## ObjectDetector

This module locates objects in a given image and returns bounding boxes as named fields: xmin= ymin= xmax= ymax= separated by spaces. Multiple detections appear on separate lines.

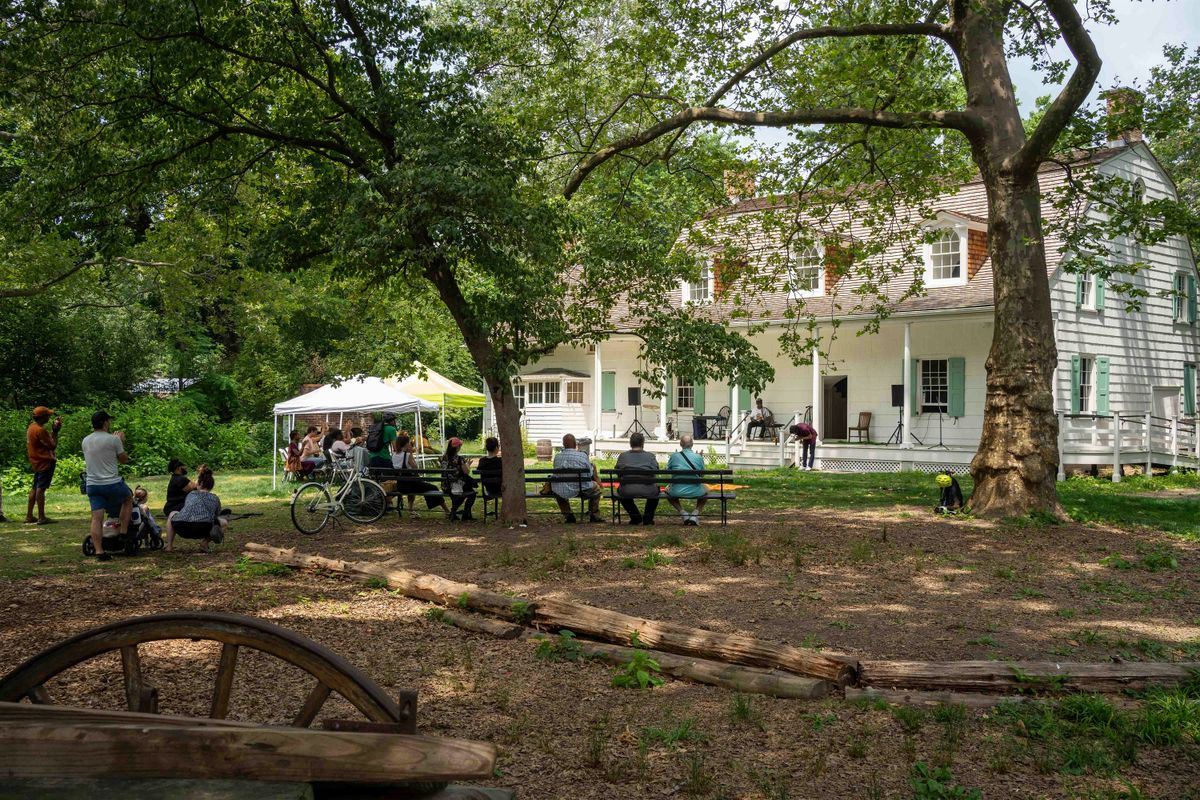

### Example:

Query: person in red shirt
xmin=26 ymin=406 xmax=62 ymax=524
xmin=789 ymin=421 xmax=819 ymax=471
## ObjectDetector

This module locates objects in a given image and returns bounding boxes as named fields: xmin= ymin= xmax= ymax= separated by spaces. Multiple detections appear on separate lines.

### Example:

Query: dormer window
xmin=787 ymin=245 xmax=824 ymax=298
xmin=926 ymin=229 xmax=964 ymax=286
xmin=682 ymin=259 xmax=714 ymax=304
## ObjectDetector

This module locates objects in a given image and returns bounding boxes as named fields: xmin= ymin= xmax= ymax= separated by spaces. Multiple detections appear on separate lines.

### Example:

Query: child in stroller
xmin=81 ymin=487 xmax=164 ymax=557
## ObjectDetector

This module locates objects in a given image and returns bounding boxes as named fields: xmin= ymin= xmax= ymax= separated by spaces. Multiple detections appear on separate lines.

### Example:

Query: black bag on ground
xmin=365 ymin=421 xmax=385 ymax=452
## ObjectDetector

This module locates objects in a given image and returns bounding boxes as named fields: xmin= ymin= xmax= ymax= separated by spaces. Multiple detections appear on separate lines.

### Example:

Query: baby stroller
xmin=81 ymin=503 xmax=164 ymax=557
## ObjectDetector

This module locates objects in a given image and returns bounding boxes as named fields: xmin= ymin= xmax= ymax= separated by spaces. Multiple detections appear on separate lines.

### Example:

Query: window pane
xmin=513 ymin=384 xmax=525 ymax=410
xmin=676 ymin=379 xmax=694 ymax=410
xmin=545 ymin=382 xmax=561 ymax=404
xmin=566 ymin=381 xmax=584 ymax=404
xmin=789 ymin=246 xmax=822 ymax=294
xmin=528 ymin=382 xmax=543 ymax=404
xmin=687 ymin=261 xmax=711 ymax=302
xmin=930 ymin=231 xmax=961 ymax=281
xmin=1079 ymin=358 xmax=1093 ymax=413
xmin=920 ymin=359 xmax=949 ymax=413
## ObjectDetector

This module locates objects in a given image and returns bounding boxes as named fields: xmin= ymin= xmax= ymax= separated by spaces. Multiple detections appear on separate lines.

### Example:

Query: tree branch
xmin=0 ymin=256 xmax=172 ymax=299
xmin=564 ymin=106 xmax=975 ymax=198
xmin=1010 ymin=0 xmax=1101 ymax=176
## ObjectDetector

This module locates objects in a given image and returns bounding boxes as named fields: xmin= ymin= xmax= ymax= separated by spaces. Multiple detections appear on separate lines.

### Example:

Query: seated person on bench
xmin=440 ymin=437 xmax=476 ymax=522
xmin=552 ymin=433 xmax=602 ymax=524
xmin=666 ymin=434 xmax=707 ymax=526
xmin=393 ymin=434 xmax=448 ymax=519
xmin=477 ymin=436 xmax=503 ymax=499
xmin=615 ymin=431 xmax=660 ymax=526
xmin=746 ymin=398 xmax=773 ymax=439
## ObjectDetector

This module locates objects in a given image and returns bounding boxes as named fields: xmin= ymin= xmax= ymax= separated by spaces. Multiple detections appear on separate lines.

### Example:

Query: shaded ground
xmin=1 ymin=470 xmax=1198 ymax=799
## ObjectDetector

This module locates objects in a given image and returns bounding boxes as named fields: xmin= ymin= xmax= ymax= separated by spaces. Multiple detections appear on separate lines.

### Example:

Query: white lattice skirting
xmin=819 ymin=458 xmax=902 ymax=473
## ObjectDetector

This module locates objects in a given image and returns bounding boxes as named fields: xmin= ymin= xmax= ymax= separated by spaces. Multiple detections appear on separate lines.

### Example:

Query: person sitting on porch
xmin=746 ymin=398 xmax=773 ymax=439
xmin=789 ymin=421 xmax=819 ymax=471
xmin=477 ymin=437 xmax=503 ymax=499
xmin=615 ymin=431 xmax=660 ymax=526
xmin=666 ymin=434 xmax=707 ymax=526
xmin=552 ymin=433 xmax=602 ymax=524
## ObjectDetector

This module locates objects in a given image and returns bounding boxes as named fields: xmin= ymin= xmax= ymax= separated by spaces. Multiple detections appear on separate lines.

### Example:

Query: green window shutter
xmin=601 ymin=372 xmax=616 ymax=412
xmin=1189 ymin=275 xmax=1198 ymax=325
xmin=1185 ymin=364 xmax=1197 ymax=416
xmin=1070 ymin=355 xmax=1081 ymax=414
xmin=947 ymin=358 xmax=966 ymax=417
xmin=694 ymin=382 xmax=706 ymax=415
xmin=667 ymin=375 xmax=674 ymax=410
xmin=1096 ymin=357 xmax=1110 ymax=415
xmin=737 ymin=385 xmax=751 ymax=411
xmin=910 ymin=359 xmax=921 ymax=415
xmin=1075 ymin=275 xmax=1084 ymax=307
xmin=1095 ymin=278 xmax=1106 ymax=311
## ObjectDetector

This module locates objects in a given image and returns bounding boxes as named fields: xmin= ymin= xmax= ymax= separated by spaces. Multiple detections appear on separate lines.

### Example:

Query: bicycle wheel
xmin=342 ymin=479 xmax=387 ymax=524
xmin=291 ymin=483 xmax=334 ymax=535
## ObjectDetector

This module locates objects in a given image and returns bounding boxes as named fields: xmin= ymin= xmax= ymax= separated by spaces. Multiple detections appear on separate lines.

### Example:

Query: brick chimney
xmin=1099 ymin=88 xmax=1144 ymax=147
xmin=723 ymin=169 xmax=756 ymax=202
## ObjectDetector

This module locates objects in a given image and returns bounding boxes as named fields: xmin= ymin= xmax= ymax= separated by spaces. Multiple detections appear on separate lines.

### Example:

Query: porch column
xmin=902 ymin=322 xmax=913 ymax=449
xmin=731 ymin=383 xmax=740 ymax=435
xmin=811 ymin=340 xmax=821 ymax=444
xmin=658 ymin=375 xmax=669 ymax=440
xmin=592 ymin=342 xmax=603 ymax=439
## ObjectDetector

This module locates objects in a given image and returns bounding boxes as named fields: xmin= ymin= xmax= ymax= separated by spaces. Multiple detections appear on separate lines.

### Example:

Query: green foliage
xmin=234 ymin=556 xmax=292 ymax=579
xmin=731 ymin=693 xmax=756 ymax=723
xmin=534 ymin=629 xmax=583 ymax=662
xmin=509 ymin=600 xmax=533 ymax=624
xmin=623 ymin=548 xmax=672 ymax=570
xmin=892 ymin=705 xmax=925 ymax=733
xmin=640 ymin=717 xmax=703 ymax=749
xmin=908 ymin=763 xmax=981 ymax=800
xmin=611 ymin=649 xmax=665 ymax=690
xmin=424 ymin=607 xmax=447 ymax=623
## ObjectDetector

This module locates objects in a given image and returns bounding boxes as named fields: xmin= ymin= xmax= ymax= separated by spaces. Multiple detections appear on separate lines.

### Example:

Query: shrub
xmin=52 ymin=454 xmax=87 ymax=490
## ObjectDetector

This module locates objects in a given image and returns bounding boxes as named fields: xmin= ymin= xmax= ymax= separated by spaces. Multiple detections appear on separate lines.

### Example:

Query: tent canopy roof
xmin=273 ymin=376 xmax=439 ymax=415
xmin=386 ymin=362 xmax=485 ymax=409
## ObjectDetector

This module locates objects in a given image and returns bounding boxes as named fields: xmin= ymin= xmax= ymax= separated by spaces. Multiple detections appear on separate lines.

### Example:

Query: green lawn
xmin=2 ymin=466 xmax=1197 ymax=581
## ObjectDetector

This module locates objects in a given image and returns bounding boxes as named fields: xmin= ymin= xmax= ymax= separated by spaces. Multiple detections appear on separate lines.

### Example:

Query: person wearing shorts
xmin=81 ymin=410 xmax=132 ymax=562
xmin=25 ymin=406 xmax=62 ymax=525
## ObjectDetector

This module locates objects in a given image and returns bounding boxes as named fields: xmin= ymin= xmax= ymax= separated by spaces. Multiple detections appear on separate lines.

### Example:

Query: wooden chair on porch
xmin=848 ymin=411 xmax=872 ymax=442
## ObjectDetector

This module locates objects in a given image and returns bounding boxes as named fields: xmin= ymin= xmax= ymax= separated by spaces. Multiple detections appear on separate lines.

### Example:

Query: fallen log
xmin=434 ymin=609 xmax=525 ymax=640
xmin=858 ymin=660 xmax=1200 ymax=694
xmin=244 ymin=543 xmax=857 ymax=686
xmin=0 ymin=721 xmax=496 ymax=784
xmin=845 ymin=687 xmax=1028 ymax=709
xmin=242 ymin=543 xmax=528 ymax=620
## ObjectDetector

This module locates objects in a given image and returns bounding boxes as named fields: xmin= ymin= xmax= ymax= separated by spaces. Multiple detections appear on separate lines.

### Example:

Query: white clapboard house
xmin=514 ymin=137 xmax=1200 ymax=476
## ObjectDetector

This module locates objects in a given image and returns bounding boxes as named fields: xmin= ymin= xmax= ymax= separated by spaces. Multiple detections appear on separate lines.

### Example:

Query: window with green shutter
xmin=1070 ymin=354 xmax=1081 ymax=414
xmin=1095 ymin=357 xmax=1110 ymax=415
xmin=601 ymin=372 xmax=616 ymax=412
xmin=737 ymin=386 xmax=751 ymax=411
xmin=947 ymin=358 xmax=966 ymax=417
xmin=1189 ymin=274 xmax=1198 ymax=325
xmin=693 ymin=382 xmax=706 ymax=415
xmin=1185 ymin=364 xmax=1197 ymax=417
xmin=1095 ymin=278 xmax=1106 ymax=311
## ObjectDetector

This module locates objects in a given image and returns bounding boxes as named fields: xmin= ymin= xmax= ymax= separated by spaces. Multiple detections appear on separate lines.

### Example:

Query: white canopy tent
xmin=271 ymin=377 xmax=439 ymax=487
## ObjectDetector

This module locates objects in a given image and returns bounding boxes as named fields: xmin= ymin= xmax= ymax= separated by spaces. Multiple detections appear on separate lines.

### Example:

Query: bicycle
xmin=290 ymin=458 xmax=387 ymax=535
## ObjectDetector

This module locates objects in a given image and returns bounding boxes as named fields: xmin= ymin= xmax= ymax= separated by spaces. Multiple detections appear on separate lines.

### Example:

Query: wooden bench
xmin=600 ymin=468 xmax=736 ymax=526
xmin=368 ymin=466 xmax=469 ymax=517
xmin=473 ymin=467 xmax=597 ymax=523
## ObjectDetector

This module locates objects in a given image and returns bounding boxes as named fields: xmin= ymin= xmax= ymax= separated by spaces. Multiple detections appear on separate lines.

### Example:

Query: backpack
xmin=365 ymin=421 xmax=386 ymax=452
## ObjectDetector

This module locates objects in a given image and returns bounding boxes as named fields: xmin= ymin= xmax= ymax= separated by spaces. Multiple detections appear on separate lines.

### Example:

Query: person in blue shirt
xmin=551 ymin=433 xmax=602 ymax=523
xmin=666 ymin=434 xmax=707 ymax=526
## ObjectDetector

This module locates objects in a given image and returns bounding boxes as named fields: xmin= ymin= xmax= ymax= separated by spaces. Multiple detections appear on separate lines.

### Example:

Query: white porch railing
xmin=1058 ymin=411 xmax=1200 ymax=482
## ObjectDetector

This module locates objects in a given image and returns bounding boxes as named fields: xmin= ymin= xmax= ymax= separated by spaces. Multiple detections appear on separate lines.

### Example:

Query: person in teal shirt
xmin=368 ymin=412 xmax=398 ymax=469
xmin=666 ymin=434 xmax=707 ymax=526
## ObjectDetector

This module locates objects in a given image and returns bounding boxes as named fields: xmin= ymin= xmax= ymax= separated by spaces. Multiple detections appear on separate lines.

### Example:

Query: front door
xmin=823 ymin=376 xmax=849 ymax=439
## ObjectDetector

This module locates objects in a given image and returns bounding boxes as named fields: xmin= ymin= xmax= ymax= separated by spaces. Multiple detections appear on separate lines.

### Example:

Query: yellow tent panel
xmin=385 ymin=363 xmax=485 ymax=409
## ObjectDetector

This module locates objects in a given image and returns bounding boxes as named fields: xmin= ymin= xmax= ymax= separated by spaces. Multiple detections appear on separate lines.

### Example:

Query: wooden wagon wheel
xmin=0 ymin=611 xmax=412 ymax=729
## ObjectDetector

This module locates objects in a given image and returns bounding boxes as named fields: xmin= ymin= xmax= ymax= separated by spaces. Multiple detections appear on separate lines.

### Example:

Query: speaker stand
xmin=622 ymin=404 xmax=650 ymax=438
xmin=927 ymin=409 xmax=949 ymax=450
xmin=885 ymin=407 xmax=923 ymax=446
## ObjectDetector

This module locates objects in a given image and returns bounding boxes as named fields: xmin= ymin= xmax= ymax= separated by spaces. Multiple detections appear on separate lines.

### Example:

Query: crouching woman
xmin=167 ymin=465 xmax=227 ymax=553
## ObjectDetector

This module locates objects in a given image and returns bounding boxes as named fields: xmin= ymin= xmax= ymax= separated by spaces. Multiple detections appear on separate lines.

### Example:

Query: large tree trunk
xmin=484 ymin=374 xmax=528 ymax=523
xmin=969 ymin=175 xmax=1063 ymax=518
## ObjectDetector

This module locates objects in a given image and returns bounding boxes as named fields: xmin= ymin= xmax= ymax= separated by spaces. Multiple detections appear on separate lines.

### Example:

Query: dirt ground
xmin=1 ymin=504 xmax=1198 ymax=799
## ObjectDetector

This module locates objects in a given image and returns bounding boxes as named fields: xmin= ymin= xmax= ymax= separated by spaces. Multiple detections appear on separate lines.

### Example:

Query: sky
xmin=752 ymin=0 xmax=1198 ymax=148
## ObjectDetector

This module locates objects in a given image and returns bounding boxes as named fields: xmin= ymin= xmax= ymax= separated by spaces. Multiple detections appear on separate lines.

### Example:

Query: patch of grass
xmin=533 ymin=629 xmax=583 ymax=662
xmin=640 ymin=717 xmax=704 ymax=749
xmin=363 ymin=576 xmax=389 ymax=590
xmin=805 ymin=712 xmax=838 ymax=731
xmin=703 ymin=530 xmax=759 ymax=566
xmin=234 ymin=555 xmax=291 ymax=579
xmin=1013 ymin=587 xmax=1048 ymax=599
xmin=649 ymin=532 xmax=684 ymax=548
xmin=847 ymin=539 xmax=877 ymax=563
xmin=994 ymin=566 xmax=1017 ymax=580
xmin=731 ymin=693 xmax=756 ymax=724
xmin=966 ymin=634 xmax=998 ymax=647
xmin=423 ymin=607 xmax=447 ymax=623
xmin=455 ymin=591 xmax=470 ymax=609
xmin=908 ymin=762 xmax=981 ymax=800
xmin=680 ymin=753 xmax=712 ymax=796
xmin=892 ymin=705 xmax=925 ymax=733
xmin=623 ymin=548 xmax=672 ymax=570
xmin=509 ymin=600 xmax=533 ymax=624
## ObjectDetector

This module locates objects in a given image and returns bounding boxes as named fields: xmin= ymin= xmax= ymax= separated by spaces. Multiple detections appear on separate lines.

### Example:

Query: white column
xmin=593 ymin=343 xmax=603 ymax=439
xmin=811 ymin=341 xmax=821 ymax=444
xmin=1112 ymin=413 xmax=1122 ymax=483
xmin=731 ymin=384 xmax=741 ymax=436
xmin=902 ymin=322 xmax=913 ymax=449
xmin=658 ymin=376 xmax=669 ymax=440
xmin=1056 ymin=411 xmax=1066 ymax=481
xmin=272 ymin=414 xmax=278 ymax=489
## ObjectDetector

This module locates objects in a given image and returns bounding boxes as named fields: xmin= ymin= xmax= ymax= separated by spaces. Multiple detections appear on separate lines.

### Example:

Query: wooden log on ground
xmin=531 ymin=597 xmax=857 ymax=686
xmin=0 ymin=722 xmax=496 ymax=784
xmin=437 ymin=609 xmax=525 ymax=640
xmin=243 ymin=543 xmax=528 ymax=621
xmin=858 ymin=660 xmax=1200 ymax=693
xmin=845 ymin=687 xmax=1029 ymax=709
xmin=245 ymin=543 xmax=857 ymax=686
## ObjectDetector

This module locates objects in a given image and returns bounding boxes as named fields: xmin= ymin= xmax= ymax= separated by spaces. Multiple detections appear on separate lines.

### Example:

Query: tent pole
xmin=338 ymin=412 xmax=343 ymax=429
xmin=272 ymin=414 xmax=278 ymax=490
xmin=440 ymin=394 xmax=446 ymax=448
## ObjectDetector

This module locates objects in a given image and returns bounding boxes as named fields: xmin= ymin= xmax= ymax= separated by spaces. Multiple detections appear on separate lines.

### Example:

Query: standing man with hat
xmin=25 ymin=406 xmax=62 ymax=525
xmin=82 ymin=410 xmax=132 ymax=562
